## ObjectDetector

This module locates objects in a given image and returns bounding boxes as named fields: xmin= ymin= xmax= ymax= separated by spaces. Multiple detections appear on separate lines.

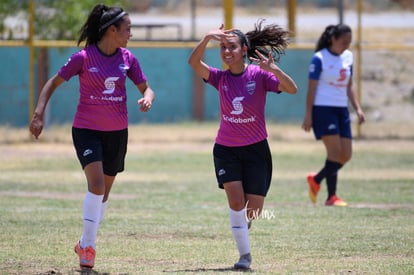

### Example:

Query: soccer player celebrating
xmin=29 ymin=4 xmax=155 ymax=270
xmin=188 ymin=21 xmax=297 ymax=269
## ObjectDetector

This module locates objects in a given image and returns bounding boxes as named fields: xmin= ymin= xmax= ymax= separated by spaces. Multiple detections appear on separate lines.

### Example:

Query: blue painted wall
xmin=0 ymin=47 xmax=30 ymax=126
xmin=0 ymin=46 xmax=312 ymax=126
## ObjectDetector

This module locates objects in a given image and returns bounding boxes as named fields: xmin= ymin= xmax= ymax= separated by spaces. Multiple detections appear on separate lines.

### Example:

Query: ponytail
xmin=315 ymin=24 xmax=352 ymax=52
xmin=77 ymin=4 xmax=126 ymax=47
xmin=232 ymin=19 xmax=290 ymax=63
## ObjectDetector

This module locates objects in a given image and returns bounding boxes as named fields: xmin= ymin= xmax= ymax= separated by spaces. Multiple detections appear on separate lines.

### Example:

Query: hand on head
xmin=207 ymin=24 xmax=236 ymax=42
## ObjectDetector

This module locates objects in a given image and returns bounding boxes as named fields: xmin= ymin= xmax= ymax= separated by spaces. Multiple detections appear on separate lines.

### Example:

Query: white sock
xmin=99 ymin=201 xmax=108 ymax=224
xmin=229 ymin=208 xmax=250 ymax=256
xmin=80 ymin=192 xmax=103 ymax=249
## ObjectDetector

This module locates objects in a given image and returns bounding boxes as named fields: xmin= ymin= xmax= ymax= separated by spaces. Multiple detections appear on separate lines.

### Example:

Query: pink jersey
xmin=207 ymin=65 xmax=280 ymax=147
xmin=58 ymin=45 xmax=147 ymax=131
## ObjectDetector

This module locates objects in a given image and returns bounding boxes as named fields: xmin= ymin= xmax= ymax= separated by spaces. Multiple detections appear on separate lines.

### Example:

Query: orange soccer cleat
xmin=325 ymin=195 xmax=348 ymax=207
xmin=307 ymin=172 xmax=320 ymax=204
xmin=74 ymin=240 xmax=96 ymax=270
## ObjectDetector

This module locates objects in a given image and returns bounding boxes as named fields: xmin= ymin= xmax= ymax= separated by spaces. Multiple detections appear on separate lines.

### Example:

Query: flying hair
xmin=232 ymin=19 xmax=290 ymax=63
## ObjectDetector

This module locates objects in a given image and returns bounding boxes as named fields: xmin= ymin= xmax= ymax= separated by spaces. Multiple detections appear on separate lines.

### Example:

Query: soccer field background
xmin=0 ymin=122 xmax=413 ymax=274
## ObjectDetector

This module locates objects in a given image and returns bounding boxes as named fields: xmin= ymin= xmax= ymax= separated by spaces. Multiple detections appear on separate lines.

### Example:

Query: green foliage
xmin=0 ymin=0 xmax=127 ymax=40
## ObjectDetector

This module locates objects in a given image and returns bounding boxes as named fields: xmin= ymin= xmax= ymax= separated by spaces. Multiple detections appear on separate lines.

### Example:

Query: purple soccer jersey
xmin=58 ymin=45 xmax=147 ymax=131
xmin=207 ymin=65 xmax=280 ymax=147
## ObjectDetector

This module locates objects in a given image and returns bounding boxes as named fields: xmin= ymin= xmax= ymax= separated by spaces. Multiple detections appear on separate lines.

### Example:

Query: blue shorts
xmin=213 ymin=139 xmax=272 ymax=197
xmin=312 ymin=106 xmax=352 ymax=140
xmin=72 ymin=127 xmax=128 ymax=176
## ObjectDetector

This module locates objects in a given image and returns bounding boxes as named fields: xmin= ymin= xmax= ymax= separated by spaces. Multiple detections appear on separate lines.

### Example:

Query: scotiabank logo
xmin=224 ymin=96 xmax=255 ymax=124
xmin=230 ymin=97 xmax=244 ymax=115
xmin=337 ymin=68 xmax=347 ymax=82
xmin=223 ymin=115 xmax=256 ymax=124
xmin=103 ymin=77 xmax=119 ymax=94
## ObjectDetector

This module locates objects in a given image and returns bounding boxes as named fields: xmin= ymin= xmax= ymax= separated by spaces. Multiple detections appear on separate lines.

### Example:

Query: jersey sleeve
xmin=125 ymin=50 xmax=147 ymax=85
xmin=263 ymin=70 xmax=281 ymax=94
xmin=58 ymin=50 xmax=85 ymax=81
xmin=205 ymin=67 xmax=222 ymax=91
xmin=308 ymin=55 xmax=322 ymax=80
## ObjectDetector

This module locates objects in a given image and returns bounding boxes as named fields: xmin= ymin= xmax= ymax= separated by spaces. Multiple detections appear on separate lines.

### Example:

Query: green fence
xmin=0 ymin=45 xmax=310 ymax=127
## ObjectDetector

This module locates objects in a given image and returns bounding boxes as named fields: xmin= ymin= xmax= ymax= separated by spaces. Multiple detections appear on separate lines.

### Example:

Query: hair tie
xmin=99 ymin=11 xmax=126 ymax=32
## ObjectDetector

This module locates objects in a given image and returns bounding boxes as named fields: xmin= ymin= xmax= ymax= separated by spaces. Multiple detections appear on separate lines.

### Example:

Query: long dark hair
xmin=77 ymin=4 xmax=127 ymax=46
xmin=231 ymin=19 xmax=290 ymax=63
xmin=315 ymin=24 xmax=352 ymax=52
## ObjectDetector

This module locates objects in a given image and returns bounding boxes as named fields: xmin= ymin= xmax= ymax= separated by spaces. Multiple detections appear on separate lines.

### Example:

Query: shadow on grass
xmin=38 ymin=267 xmax=253 ymax=275
xmin=38 ymin=269 xmax=115 ymax=275
xmin=73 ymin=270 xmax=108 ymax=275
xmin=164 ymin=267 xmax=254 ymax=273
xmin=72 ymin=269 xmax=126 ymax=275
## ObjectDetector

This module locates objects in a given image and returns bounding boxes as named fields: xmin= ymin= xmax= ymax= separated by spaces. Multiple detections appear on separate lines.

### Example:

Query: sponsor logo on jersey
xmin=103 ymin=77 xmax=120 ymax=94
xmin=337 ymin=68 xmax=347 ymax=81
xmin=223 ymin=115 xmax=256 ymax=124
xmin=230 ymin=97 xmax=245 ymax=115
xmin=224 ymin=96 xmax=256 ymax=124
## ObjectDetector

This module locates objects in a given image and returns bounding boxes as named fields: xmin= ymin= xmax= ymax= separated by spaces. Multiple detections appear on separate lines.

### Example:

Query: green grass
xmin=0 ymin=123 xmax=413 ymax=274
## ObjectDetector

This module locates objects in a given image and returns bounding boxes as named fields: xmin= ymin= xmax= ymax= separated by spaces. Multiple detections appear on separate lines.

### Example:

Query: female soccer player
xmin=302 ymin=24 xmax=365 ymax=206
xmin=29 ymin=4 xmax=155 ymax=270
xmin=188 ymin=20 xmax=297 ymax=270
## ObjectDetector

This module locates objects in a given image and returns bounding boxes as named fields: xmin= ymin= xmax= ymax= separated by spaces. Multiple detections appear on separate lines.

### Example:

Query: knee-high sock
xmin=99 ymin=201 xmax=108 ymax=225
xmin=327 ymin=172 xmax=338 ymax=198
xmin=80 ymin=192 xmax=103 ymax=249
xmin=229 ymin=208 xmax=250 ymax=256
xmin=314 ymin=159 xmax=343 ymax=184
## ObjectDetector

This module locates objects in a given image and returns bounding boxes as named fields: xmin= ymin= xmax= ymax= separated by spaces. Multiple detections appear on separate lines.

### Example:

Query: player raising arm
xmin=189 ymin=20 xmax=297 ymax=270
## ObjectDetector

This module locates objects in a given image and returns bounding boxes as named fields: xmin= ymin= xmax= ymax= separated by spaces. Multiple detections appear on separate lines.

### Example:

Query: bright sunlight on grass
xmin=0 ymin=123 xmax=413 ymax=274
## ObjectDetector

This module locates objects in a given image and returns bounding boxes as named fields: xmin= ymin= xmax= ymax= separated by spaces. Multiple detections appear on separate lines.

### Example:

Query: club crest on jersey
xmin=119 ymin=64 xmax=129 ymax=76
xmin=246 ymin=81 xmax=256 ymax=95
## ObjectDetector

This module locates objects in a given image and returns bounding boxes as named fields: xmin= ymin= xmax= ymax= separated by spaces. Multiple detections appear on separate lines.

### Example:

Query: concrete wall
xmin=0 ymin=46 xmax=311 ymax=127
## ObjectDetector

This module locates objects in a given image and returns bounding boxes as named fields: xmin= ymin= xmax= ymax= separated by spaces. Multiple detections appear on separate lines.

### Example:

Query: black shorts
xmin=213 ymin=139 xmax=273 ymax=197
xmin=312 ymin=106 xmax=352 ymax=140
xmin=72 ymin=127 xmax=128 ymax=176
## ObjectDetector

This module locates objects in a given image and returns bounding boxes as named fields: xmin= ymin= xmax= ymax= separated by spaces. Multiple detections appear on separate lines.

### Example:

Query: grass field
xmin=0 ymin=122 xmax=413 ymax=275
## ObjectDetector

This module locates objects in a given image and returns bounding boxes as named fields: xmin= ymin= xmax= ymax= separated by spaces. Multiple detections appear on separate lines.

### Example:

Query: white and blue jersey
xmin=309 ymin=48 xmax=353 ymax=107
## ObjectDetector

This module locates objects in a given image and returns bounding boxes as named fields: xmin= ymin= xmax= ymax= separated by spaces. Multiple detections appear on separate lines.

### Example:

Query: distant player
xmin=29 ymin=4 xmax=155 ymax=270
xmin=302 ymin=24 xmax=365 ymax=206
xmin=188 ymin=20 xmax=297 ymax=270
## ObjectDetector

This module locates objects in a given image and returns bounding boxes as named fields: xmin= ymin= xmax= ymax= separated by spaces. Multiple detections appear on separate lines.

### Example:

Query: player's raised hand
xmin=249 ymin=50 xmax=276 ymax=72
xmin=207 ymin=24 xmax=235 ymax=42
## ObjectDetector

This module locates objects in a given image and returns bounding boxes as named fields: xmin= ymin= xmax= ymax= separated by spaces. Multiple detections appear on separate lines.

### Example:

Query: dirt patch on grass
xmin=349 ymin=203 xmax=414 ymax=210
xmin=0 ymin=191 xmax=137 ymax=200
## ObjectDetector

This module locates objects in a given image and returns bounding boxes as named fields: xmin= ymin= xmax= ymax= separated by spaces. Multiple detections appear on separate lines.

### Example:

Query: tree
xmin=0 ymin=0 xmax=127 ymax=40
